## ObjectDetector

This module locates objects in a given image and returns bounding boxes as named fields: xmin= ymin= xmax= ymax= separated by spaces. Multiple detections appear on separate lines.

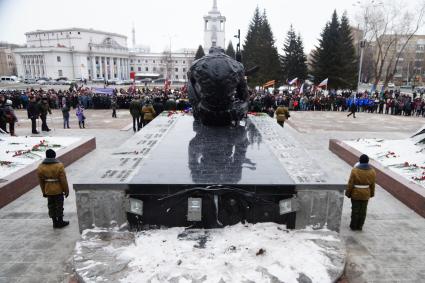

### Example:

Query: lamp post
xmin=234 ymin=29 xmax=241 ymax=62
xmin=353 ymin=0 xmax=384 ymax=92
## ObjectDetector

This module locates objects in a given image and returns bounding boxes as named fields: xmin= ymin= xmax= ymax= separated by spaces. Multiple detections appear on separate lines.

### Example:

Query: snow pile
xmin=0 ymin=136 xmax=79 ymax=179
xmin=345 ymin=137 xmax=425 ymax=187
xmin=73 ymin=223 xmax=345 ymax=283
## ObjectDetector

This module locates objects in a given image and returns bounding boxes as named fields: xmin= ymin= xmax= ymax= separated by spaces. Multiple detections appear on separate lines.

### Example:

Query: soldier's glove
xmin=65 ymin=192 xmax=69 ymax=198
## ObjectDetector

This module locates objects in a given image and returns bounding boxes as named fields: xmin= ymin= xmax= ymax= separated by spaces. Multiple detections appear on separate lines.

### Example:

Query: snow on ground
xmin=73 ymin=223 xmax=345 ymax=283
xmin=0 ymin=135 xmax=79 ymax=179
xmin=345 ymin=135 xmax=425 ymax=188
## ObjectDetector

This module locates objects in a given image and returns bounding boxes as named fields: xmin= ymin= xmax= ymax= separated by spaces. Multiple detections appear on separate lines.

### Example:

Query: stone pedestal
xmin=74 ymin=114 xmax=345 ymax=232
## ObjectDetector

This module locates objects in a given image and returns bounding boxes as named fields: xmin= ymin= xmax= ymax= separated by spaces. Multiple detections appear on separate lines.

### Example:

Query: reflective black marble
xmin=131 ymin=115 xmax=294 ymax=186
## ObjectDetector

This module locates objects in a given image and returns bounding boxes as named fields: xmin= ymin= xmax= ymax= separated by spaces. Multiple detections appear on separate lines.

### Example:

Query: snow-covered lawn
xmin=0 ymin=135 xmax=79 ymax=179
xmin=345 ymin=133 xmax=425 ymax=188
xmin=74 ymin=223 xmax=345 ymax=283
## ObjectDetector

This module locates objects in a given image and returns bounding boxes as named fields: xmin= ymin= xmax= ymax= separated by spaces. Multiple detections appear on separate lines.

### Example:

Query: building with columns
xmin=13 ymin=28 xmax=130 ymax=80
xmin=203 ymin=0 xmax=226 ymax=52
xmin=129 ymin=49 xmax=196 ymax=82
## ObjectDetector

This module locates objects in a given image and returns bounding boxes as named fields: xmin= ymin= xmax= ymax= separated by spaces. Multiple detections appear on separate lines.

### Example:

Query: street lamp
xmin=353 ymin=0 xmax=384 ymax=92
xmin=234 ymin=29 xmax=241 ymax=62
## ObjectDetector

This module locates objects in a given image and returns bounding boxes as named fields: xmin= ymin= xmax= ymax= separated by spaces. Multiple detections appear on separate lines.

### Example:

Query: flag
xmin=263 ymin=80 xmax=275 ymax=88
xmin=299 ymin=83 xmax=304 ymax=94
xmin=318 ymin=78 xmax=328 ymax=87
xmin=289 ymin=77 xmax=298 ymax=85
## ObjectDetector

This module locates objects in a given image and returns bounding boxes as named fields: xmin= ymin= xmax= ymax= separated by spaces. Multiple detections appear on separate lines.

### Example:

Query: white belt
xmin=45 ymin=179 xmax=59 ymax=182
xmin=354 ymin=185 xmax=369 ymax=189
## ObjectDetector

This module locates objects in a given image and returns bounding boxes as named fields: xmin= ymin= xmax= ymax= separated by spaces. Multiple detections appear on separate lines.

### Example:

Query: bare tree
xmin=356 ymin=0 xmax=425 ymax=90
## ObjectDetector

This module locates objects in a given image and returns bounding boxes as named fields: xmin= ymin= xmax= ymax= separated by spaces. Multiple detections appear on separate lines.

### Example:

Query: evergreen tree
xmin=242 ymin=7 xmax=281 ymax=87
xmin=311 ymin=10 xmax=342 ymax=89
xmin=280 ymin=25 xmax=308 ymax=81
xmin=338 ymin=12 xmax=358 ymax=89
xmin=195 ymin=45 xmax=205 ymax=60
xmin=225 ymin=41 xmax=236 ymax=59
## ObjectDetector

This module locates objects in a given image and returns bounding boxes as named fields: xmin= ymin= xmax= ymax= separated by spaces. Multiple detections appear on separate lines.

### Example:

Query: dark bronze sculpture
xmin=188 ymin=47 xmax=249 ymax=126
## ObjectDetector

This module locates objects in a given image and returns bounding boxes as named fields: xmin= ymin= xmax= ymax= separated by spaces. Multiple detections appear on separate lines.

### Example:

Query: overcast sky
xmin=0 ymin=0 xmax=420 ymax=53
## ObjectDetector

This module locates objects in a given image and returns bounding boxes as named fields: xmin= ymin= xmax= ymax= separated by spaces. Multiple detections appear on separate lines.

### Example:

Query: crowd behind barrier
xmin=1 ymin=85 xmax=425 ymax=118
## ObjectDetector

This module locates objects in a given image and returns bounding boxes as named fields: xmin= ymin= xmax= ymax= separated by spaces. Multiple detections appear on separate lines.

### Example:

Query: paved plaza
xmin=0 ymin=110 xmax=424 ymax=282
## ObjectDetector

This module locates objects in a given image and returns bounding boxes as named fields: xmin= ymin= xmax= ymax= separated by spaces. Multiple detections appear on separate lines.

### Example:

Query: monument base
xmin=74 ymin=113 xmax=345 ymax=232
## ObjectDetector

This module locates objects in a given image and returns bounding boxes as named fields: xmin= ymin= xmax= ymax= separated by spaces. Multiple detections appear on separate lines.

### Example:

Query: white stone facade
xmin=203 ymin=0 xmax=226 ymax=52
xmin=13 ymin=28 xmax=130 ymax=80
xmin=129 ymin=49 xmax=195 ymax=82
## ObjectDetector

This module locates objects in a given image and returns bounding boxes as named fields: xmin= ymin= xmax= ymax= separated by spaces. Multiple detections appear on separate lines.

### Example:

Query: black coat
xmin=27 ymin=101 xmax=40 ymax=119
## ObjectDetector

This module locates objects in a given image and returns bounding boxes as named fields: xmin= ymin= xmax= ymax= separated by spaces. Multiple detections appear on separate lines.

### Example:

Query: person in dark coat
xmin=37 ymin=149 xmax=70 ymax=228
xmin=0 ymin=95 xmax=7 ymax=133
xmin=4 ymin=99 xmax=18 ymax=136
xmin=61 ymin=103 xmax=70 ymax=129
xmin=111 ymin=96 xmax=117 ymax=118
xmin=129 ymin=97 xmax=142 ymax=132
xmin=347 ymin=99 xmax=357 ymax=118
xmin=38 ymin=97 xmax=52 ymax=131
xmin=345 ymin=154 xmax=376 ymax=231
xmin=27 ymin=96 xmax=40 ymax=134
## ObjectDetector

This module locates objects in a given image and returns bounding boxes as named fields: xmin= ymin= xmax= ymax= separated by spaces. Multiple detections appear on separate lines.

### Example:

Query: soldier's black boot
xmin=52 ymin=217 xmax=60 ymax=228
xmin=56 ymin=217 xmax=70 ymax=228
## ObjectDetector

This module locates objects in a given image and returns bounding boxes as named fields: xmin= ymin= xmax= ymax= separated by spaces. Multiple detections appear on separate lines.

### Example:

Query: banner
xmin=263 ymin=80 xmax=275 ymax=88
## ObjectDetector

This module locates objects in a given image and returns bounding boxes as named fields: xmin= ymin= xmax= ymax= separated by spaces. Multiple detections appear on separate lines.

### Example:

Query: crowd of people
xmin=1 ymin=85 xmax=425 ymax=136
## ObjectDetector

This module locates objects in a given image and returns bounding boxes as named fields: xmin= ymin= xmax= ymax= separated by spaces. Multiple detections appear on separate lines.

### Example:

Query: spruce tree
xmin=338 ymin=12 xmax=358 ymax=89
xmin=242 ymin=7 xmax=281 ymax=87
xmin=280 ymin=25 xmax=308 ymax=81
xmin=195 ymin=45 xmax=205 ymax=60
xmin=311 ymin=10 xmax=342 ymax=89
xmin=242 ymin=6 xmax=263 ymax=86
xmin=225 ymin=41 xmax=236 ymax=59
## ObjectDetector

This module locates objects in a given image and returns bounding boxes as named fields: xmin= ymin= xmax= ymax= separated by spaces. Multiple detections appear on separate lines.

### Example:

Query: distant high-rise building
xmin=203 ymin=0 xmax=226 ymax=52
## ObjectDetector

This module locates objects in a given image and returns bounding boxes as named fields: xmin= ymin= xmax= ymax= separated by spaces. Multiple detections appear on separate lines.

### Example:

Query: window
xmin=153 ymin=67 xmax=156 ymax=72
xmin=183 ymin=61 xmax=185 ymax=64
xmin=183 ymin=68 xmax=186 ymax=72
xmin=57 ymin=56 xmax=61 ymax=62
xmin=175 ymin=75 xmax=179 ymax=79
xmin=130 ymin=59 xmax=133 ymax=63
xmin=145 ymin=67 xmax=148 ymax=71
xmin=175 ymin=60 xmax=178 ymax=64
xmin=183 ymin=75 xmax=186 ymax=79
xmin=58 ymin=70 xmax=63 ymax=76
xmin=145 ymin=60 xmax=148 ymax=63
xmin=175 ymin=68 xmax=178 ymax=72
xmin=78 ymin=32 xmax=80 ymax=34
xmin=131 ymin=67 xmax=134 ymax=71
xmin=153 ymin=60 xmax=155 ymax=63
xmin=138 ymin=60 xmax=140 ymax=63
xmin=138 ymin=67 xmax=141 ymax=71
xmin=160 ymin=60 xmax=163 ymax=63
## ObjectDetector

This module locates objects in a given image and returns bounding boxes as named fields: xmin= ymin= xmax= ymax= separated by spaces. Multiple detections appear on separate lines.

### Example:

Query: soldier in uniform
xmin=345 ymin=154 xmax=376 ymax=231
xmin=142 ymin=99 xmax=156 ymax=126
xmin=38 ymin=96 xmax=52 ymax=131
xmin=129 ymin=96 xmax=142 ymax=132
xmin=37 ymin=149 xmax=70 ymax=228
xmin=275 ymin=105 xmax=290 ymax=127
